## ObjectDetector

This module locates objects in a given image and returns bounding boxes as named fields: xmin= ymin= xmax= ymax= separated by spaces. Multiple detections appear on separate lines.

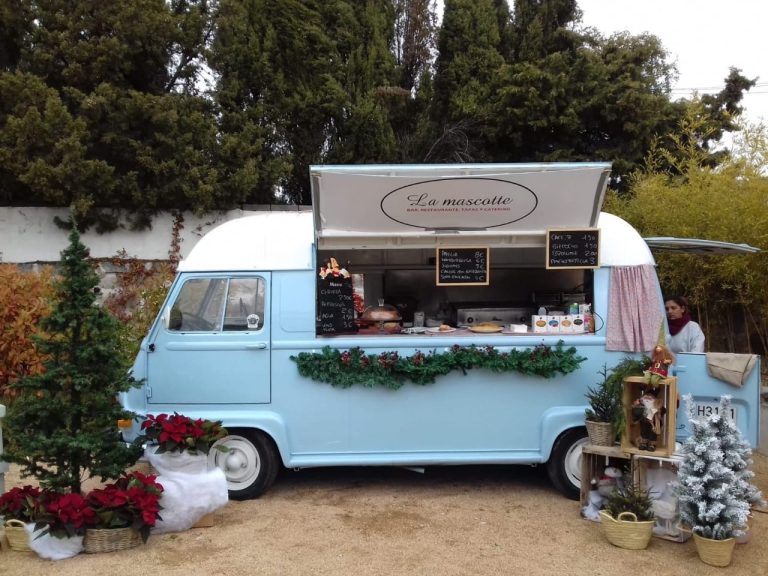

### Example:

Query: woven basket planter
xmin=693 ymin=533 xmax=736 ymax=567
xmin=84 ymin=527 xmax=141 ymax=554
xmin=585 ymin=420 xmax=615 ymax=446
xmin=599 ymin=510 xmax=655 ymax=550
xmin=4 ymin=519 xmax=31 ymax=552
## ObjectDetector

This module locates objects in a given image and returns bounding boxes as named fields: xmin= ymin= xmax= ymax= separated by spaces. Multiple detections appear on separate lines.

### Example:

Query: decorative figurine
xmin=631 ymin=388 xmax=666 ymax=451
xmin=582 ymin=478 xmax=604 ymax=521
xmin=643 ymin=344 xmax=675 ymax=387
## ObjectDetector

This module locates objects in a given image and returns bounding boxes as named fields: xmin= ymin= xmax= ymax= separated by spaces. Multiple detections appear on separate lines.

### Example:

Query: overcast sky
xmin=578 ymin=0 xmax=767 ymax=126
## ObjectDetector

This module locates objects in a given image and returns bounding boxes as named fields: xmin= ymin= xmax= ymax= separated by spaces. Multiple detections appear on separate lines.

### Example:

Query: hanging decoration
xmin=291 ymin=342 xmax=585 ymax=389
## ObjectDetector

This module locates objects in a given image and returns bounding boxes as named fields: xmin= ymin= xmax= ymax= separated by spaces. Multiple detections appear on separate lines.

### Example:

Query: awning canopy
xmin=310 ymin=163 xmax=611 ymax=250
xmin=644 ymin=237 xmax=760 ymax=254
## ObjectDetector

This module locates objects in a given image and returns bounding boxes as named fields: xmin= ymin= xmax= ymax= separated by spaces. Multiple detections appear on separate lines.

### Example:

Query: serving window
xmin=315 ymin=247 xmax=594 ymax=336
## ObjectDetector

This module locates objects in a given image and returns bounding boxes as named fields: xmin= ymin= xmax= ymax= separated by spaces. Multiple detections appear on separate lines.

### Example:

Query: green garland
xmin=290 ymin=342 xmax=586 ymax=390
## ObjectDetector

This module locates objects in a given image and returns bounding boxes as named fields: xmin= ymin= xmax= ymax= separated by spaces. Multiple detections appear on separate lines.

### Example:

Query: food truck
xmin=119 ymin=163 xmax=761 ymax=500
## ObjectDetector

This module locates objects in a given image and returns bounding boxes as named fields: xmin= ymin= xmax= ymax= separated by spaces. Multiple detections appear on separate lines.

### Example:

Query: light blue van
xmin=120 ymin=163 xmax=761 ymax=500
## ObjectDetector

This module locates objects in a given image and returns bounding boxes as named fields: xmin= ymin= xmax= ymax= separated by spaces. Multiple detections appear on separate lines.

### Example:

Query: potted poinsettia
xmin=140 ymin=413 xmax=230 ymax=534
xmin=0 ymin=485 xmax=43 ymax=551
xmin=84 ymin=471 xmax=163 ymax=552
xmin=141 ymin=413 xmax=228 ymax=455
xmin=28 ymin=491 xmax=96 ymax=559
xmin=141 ymin=412 xmax=228 ymax=474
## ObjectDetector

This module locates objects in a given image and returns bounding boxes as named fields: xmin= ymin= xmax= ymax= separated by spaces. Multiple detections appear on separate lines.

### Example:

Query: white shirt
xmin=669 ymin=321 xmax=705 ymax=353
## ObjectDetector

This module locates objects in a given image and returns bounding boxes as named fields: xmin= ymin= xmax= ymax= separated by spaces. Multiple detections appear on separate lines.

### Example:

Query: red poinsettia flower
xmin=141 ymin=412 xmax=228 ymax=455
xmin=0 ymin=485 xmax=42 ymax=522
xmin=85 ymin=471 xmax=164 ymax=542
xmin=43 ymin=492 xmax=97 ymax=537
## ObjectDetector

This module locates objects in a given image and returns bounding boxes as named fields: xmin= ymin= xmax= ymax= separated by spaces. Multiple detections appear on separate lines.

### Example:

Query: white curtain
xmin=606 ymin=265 xmax=663 ymax=352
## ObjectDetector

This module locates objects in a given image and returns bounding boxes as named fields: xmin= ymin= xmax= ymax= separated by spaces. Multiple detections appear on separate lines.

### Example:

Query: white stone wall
xmin=0 ymin=207 xmax=262 ymax=264
xmin=0 ymin=205 xmax=309 ymax=303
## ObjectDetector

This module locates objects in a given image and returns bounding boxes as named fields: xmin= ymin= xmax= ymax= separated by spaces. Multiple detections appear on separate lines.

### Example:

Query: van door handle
xmin=246 ymin=343 xmax=268 ymax=350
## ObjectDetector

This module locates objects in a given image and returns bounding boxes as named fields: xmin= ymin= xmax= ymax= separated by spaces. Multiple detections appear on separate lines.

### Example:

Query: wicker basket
xmin=83 ymin=527 xmax=141 ymax=554
xmin=4 ymin=519 xmax=31 ymax=552
xmin=586 ymin=420 xmax=615 ymax=446
xmin=693 ymin=533 xmax=736 ymax=567
xmin=599 ymin=510 xmax=655 ymax=550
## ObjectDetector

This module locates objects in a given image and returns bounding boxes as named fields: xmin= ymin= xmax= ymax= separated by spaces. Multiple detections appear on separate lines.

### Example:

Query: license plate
xmin=692 ymin=402 xmax=737 ymax=425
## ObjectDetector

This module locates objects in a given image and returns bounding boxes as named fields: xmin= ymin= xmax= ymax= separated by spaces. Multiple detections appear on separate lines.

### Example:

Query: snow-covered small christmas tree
xmin=710 ymin=395 xmax=765 ymax=511
xmin=677 ymin=395 xmax=751 ymax=540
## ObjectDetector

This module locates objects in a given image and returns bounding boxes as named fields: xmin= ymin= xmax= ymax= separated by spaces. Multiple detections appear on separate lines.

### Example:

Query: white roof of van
xmin=177 ymin=211 xmax=314 ymax=272
xmin=597 ymin=212 xmax=655 ymax=266
xmin=177 ymin=210 xmax=654 ymax=271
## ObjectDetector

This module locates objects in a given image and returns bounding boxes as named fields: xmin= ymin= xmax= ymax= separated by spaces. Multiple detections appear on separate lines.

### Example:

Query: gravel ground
xmin=2 ymin=453 xmax=767 ymax=576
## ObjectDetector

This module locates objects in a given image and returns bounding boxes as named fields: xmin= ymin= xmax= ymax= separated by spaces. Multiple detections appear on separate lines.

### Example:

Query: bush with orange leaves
xmin=0 ymin=264 xmax=54 ymax=402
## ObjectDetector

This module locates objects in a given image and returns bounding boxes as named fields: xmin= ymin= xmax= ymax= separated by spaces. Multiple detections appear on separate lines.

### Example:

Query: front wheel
xmin=546 ymin=427 xmax=589 ymax=500
xmin=208 ymin=428 xmax=280 ymax=500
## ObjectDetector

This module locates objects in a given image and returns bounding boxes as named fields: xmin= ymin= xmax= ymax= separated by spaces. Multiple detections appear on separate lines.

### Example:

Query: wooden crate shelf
xmin=621 ymin=376 xmax=677 ymax=457
xmin=580 ymin=444 xmax=632 ymax=514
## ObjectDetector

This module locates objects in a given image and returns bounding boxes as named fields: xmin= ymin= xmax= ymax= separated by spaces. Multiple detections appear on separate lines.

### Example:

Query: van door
xmin=644 ymin=236 xmax=761 ymax=446
xmin=146 ymin=273 xmax=271 ymax=405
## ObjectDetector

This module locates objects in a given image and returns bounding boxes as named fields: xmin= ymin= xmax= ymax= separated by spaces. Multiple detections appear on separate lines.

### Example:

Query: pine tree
xmin=677 ymin=395 xmax=751 ymax=540
xmin=3 ymin=219 xmax=143 ymax=494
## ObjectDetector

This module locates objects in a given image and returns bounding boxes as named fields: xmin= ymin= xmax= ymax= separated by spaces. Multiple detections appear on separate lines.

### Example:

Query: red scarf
xmin=668 ymin=312 xmax=691 ymax=336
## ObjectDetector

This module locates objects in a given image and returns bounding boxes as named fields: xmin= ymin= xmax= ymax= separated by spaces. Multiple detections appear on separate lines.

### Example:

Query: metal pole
xmin=0 ymin=404 xmax=7 ymax=493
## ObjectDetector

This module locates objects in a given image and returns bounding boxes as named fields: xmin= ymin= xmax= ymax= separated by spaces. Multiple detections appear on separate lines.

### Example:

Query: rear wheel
xmin=208 ymin=428 xmax=280 ymax=500
xmin=546 ymin=427 xmax=589 ymax=500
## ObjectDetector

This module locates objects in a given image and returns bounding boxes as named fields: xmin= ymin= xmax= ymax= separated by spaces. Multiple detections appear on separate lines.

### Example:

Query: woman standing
xmin=665 ymin=295 xmax=705 ymax=353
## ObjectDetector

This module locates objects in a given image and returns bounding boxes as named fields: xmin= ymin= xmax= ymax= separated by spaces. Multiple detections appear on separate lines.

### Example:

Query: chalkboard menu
xmin=317 ymin=272 xmax=357 ymax=335
xmin=546 ymin=228 xmax=600 ymax=269
xmin=436 ymin=247 xmax=490 ymax=286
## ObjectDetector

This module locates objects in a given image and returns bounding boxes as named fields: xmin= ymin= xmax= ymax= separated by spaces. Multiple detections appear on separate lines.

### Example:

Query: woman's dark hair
xmin=664 ymin=295 xmax=689 ymax=310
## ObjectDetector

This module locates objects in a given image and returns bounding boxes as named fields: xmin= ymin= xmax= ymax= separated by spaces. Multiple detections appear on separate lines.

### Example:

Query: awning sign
xmin=310 ymin=163 xmax=611 ymax=249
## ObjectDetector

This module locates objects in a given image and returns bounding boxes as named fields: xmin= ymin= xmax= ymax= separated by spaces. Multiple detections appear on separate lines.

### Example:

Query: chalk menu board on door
xmin=436 ymin=247 xmax=490 ymax=286
xmin=316 ymin=265 xmax=357 ymax=335
xmin=546 ymin=228 xmax=600 ymax=269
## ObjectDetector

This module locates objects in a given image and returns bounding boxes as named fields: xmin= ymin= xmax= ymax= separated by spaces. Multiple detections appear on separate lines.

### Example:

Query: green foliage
xmin=604 ymin=481 xmax=655 ymax=522
xmin=602 ymin=356 xmax=648 ymax=435
xmin=606 ymin=113 xmax=768 ymax=354
xmin=584 ymin=364 xmax=621 ymax=423
xmin=424 ymin=0 xmax=504 ymax=162
xmin=0 ymin=0 xmax=755 ymax=221
xmin=0 ymin=1 xmax=220 ymax=230
xmin=3 ymin=220 xmax=143 ymax=494
xmin=291 ymin=342 xmax=585 ymax=389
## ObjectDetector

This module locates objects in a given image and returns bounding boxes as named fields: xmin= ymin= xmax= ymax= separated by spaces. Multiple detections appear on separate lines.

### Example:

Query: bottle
xmin=537 ymin=306 xmax=547 ymax=316
xmin=583 ymin=304 xmax=594 ymax=332
xmin=569 ymin=302 xmax=579 ymax=315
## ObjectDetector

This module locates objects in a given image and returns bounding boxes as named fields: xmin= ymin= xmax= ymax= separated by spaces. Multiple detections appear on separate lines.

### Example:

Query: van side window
xmin=223 ymin=278 xmax=265 ymax=331
xmin=169 ymin=277 xmax=265 ymax=332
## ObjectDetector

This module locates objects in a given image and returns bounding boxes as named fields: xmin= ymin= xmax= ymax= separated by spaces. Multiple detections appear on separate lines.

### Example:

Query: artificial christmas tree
xmin=3 ymin=220 xmax=143 ymax=493
xmin=710 ymin=395 xmax=764 ymax=508
xmin=709 ymin=395 xmax=764 ymax=543
xmin=676 ymin=395 xmax=752 ymax=566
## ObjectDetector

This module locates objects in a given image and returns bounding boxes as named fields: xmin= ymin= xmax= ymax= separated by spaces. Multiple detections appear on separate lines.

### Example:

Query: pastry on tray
xmin=469 ymin=322 xmax=503 ymax=333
